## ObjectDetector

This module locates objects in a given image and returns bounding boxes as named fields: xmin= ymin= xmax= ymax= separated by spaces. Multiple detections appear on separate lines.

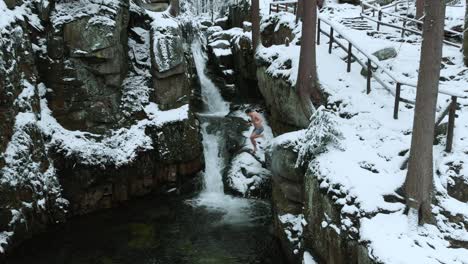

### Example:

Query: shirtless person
xmin=245 ymin=109 xmax=264 ymax=153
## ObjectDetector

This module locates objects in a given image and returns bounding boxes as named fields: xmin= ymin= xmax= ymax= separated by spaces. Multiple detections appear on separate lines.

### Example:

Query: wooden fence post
xmin=277 ymin=4 xmax=279 ymax=13
xmin=377 ymin=10 xmax=382 ymax=31
xmin=366 ymin=59 xmax=372 ymax=94
xmin=446 ymin=96 xmax=457 ymax=152
xmin=347 ymin=42 xmax=352 ymax=72
xmin=393 ymin=83 xmax=401 ymax=119
xmin=294 ymin=3 xmax=297 ymax=15
xmin=317 ymin=19 xmax=321 ymax=45
xmin=401 ymin=20 xmax=407 ymax=38
xmin=329 ymin=27 xmax=334 ymax=54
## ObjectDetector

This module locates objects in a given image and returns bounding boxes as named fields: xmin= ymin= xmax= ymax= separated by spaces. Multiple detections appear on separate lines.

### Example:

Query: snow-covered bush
xmin=296 ymin=106 xmax=343 ymax=167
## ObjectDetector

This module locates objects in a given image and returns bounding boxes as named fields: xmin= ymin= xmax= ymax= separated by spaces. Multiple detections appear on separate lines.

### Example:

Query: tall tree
xmin=251 ymin=0 xmax=260 ymax=50
xmin=405 ymin=1 xmax=446 ymax=225
xmin=169 ymin=0 xmax=180 ymax=17
xmin=296 ymin=0 xmax=304 ymax=23
xmin=297 ymin=0 xmax=323 ymax=24
xmin=464 ymin=0 xmax=468 ymax=66
xmin=296 ymin=0 xmax=322 ymax=119
xmin=416 ymin=0 xmax=424 ymax=19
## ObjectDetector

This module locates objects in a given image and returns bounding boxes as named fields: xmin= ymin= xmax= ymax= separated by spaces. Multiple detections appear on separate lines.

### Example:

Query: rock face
xmin=150 ymin=12 xmax=191 ymax=110
xmin=42 ymin=0 xmax=131 ymax=132
xmin=303 ymin=169 xmax=375 ymax=264
xmin=268 ymin=140 xmax=305 ymax=263
xmin=256 ymin=68 xmax=310 ymax=133
xmin=204 ymin=2 xmax=262 ymax=103
xmin=0 ymin=0 xmax=203 ymax=255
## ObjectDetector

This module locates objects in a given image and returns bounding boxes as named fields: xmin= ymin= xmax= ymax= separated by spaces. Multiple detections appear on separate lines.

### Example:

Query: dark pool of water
xmin=6 ymin=192 xmax=286 ymax=264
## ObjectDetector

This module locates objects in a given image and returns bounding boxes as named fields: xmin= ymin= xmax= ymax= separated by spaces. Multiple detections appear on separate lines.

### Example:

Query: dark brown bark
xmin=169 ymin=0 xmax=180 ymax=17
xmin=296 ymin=0 xmax=322 ymax=119
xmin=464 ymin=0 xmax=468 ymax=66
xmin=405 ymin=1 xmax=446 ymax=225
xmin=251 ymin=0 xmax=260 ymax=50
xmin=296 ymin=0 xmax=323 ymax=24
xmin=416 ymin=0 xmax=424 ymax=19
xmin=296 ymin=0 xmax=304 ymax=23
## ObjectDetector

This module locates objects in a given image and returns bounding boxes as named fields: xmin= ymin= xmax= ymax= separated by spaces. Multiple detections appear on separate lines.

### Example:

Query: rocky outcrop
xmin=0 ymin=0 xmax=204 ymax=255
xmin=256 ymin=68 xmax=309 ymax=133
xmin=260 ymin=14 xmax=296 ymax=48
xmin=203 ymin=2 xmax=262 ymax=103
xmin=268 ymin=138 xmax=305 ymax=263
xmin=0 ymin=5 xmax=67 ymax=254
xmin=303 ymin=169 xmax=375 ymax=264
xmin=42 ymin=0 xmax=131 ymax=133
xmin=150 ymin=12 xmax=191 ymax=110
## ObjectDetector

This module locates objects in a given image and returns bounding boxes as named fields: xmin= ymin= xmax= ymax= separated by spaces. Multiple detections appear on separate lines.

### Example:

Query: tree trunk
xmin=464 ymin=0 xmax=468 ymax=66
xmin=296 ymin=0 xmax=304 ymax=23
xmin=405 ymin=1 xmax=446 ymax=225
xmin=296 ymin=0 xmax=322 ymax=119
xmin=169 ymin=0 xmax=180 ymax=17
xmin=251 ymin=0 xmax=260 ymax=50
xmin=416 ymin=0 xmax=424 ymax=19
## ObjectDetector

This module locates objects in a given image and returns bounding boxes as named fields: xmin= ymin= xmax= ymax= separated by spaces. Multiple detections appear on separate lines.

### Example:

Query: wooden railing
xmin=269 ymin=0 xmax=466 ymax=152
xmin=361 ymin=0 xmax=463 ymax=48
xmin=317 ymin=15 xmax=466 ymax=152
xmin=269 ymin=0 xmax=298 ymax=15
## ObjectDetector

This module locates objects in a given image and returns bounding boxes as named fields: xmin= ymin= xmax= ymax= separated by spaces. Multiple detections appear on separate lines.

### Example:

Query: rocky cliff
xmin=0 ymin=0 xmax=203 ymax=254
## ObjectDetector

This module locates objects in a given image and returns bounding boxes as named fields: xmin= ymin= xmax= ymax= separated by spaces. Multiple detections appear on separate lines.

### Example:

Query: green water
xmin=6 ymin=193 xmax=286 ymax=264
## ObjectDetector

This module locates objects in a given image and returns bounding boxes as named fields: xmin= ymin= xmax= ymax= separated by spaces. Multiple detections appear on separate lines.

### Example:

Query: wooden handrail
xmin=318 ymin=15 xmax=466 ymax=99
xmin=361 ymin=0 xmax=464 ymax=42
xmin=268 ymin=0 xmax=465 ymax=152
xmin=318 ymin=15 xmax=465 ymax=152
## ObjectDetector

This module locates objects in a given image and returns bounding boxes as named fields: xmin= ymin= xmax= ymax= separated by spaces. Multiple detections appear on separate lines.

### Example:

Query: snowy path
xmin=260 ymin=5 xmax=468 ymax=263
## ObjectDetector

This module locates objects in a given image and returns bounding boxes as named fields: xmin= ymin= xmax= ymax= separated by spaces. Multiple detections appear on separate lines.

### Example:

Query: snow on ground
xmin=261 ymin=2 xmax=468 ymax=263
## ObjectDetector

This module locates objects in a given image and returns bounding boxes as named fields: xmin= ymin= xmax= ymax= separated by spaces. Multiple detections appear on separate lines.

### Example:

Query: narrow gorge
xmin=1 ymin=0 xmax=467 ymax=263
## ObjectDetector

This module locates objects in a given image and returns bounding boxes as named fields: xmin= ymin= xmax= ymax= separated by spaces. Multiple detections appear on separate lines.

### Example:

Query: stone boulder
xmin=361 ymin=47 xmax=397 ymax=77
xmin=261 ymin=13 xmax=296 ymax=48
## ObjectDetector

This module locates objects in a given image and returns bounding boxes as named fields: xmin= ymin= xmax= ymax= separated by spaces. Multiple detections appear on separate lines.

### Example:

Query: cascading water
xmin=192 ymin=40 xmax=229 ymax=197
xmin=191 ymin=41 xmax=252 ymax=220
xmin=192 ymin=41 xmax=230 ymax=115
xmin=199 ymin=126 xmax=224 ymax=193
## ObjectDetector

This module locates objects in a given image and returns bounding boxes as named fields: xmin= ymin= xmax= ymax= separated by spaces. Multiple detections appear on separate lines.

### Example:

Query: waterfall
xmin=190 ymin=41 xmax=252 ymax=220
xmin=192 ymin=41 xmax=230 ymax=115
xmin=200 ymin=124 xmax=224 ymax=193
